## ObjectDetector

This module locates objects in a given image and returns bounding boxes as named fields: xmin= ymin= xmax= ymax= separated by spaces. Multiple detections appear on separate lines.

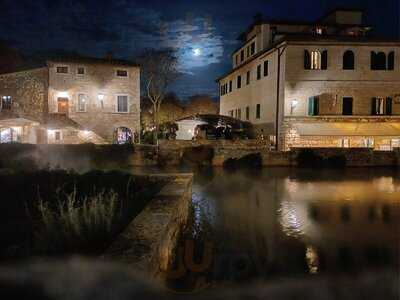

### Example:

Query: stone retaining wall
xmin=102 ymin=174 xmax=193 ymax=283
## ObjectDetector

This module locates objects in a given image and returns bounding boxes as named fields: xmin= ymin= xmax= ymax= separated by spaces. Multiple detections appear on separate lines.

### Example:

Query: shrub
xmin=34 ymin=188 xmax=122 ymax=255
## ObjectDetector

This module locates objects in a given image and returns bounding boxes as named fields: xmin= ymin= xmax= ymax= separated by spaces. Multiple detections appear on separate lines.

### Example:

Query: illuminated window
xmin=117 ymin=95 xmax=128 ymax=113
xmin=77 ymin=94 xmax=87 ymax=112
xmin=372 ymin=97 xmax=392 ymax=115
xmin=363 ymin=138 xmax=375 ymax=148
xmin=56 ymin=66 xmax=69 ymax=74
xmin=311 ymin=50 xmax=322 ymax=70
xmin=1 ymin=96 xmax=12 ymax=110
xmin=116 ymin=69 xmax=128 ymax=77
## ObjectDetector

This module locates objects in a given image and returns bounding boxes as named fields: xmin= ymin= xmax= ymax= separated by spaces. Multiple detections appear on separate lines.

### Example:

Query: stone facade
xmin=218 ymin=9 xmax=400 ymax=151
xmin=0 ymin=57 xmax=140 ymax=144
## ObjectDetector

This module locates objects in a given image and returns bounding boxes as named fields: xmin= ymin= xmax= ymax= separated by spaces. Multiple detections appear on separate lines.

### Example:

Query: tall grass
xmin=34 ymin=188 xmax=122 ymax=255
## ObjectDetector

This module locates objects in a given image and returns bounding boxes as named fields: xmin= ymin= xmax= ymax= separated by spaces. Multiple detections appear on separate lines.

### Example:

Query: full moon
xmin=193 ymin=48 xmax=201 ymax=56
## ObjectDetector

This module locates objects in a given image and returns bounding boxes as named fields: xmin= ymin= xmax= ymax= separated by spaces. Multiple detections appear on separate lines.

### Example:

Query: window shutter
xmin=388 ymin=51 xmax=395 ymax=70
xmin=321 ymin=50 xmax=328 ymax=70
xmin=304 ymin=50 xmax=311 ymax=70
xmin=386 ymin=97 xmax=393 ymax=115
xmin=371 ymin=97 xmax=377 ymax=115
xmin=371 ymin=52 xmax=377 ymax=70
xmin=308 ymin=97 xmax=314 ymax=116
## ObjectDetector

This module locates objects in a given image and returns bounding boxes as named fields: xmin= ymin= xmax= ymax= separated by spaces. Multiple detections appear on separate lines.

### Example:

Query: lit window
xmin=117 ymin=95 xmax=128 ymax=113
xmin=311 ymin=51 xmax=322 ymax=70
xmin=372 ymin=97 xmax=392 ymax=115
xmin=116 ymin=70 xmax=128 ymax=77
xmin=77 ymin=67 xmax=85 ymax=75
xmin=77 ymin=94 xmax=87 ymax=112
xmin=56 ymin=66 xmax=69 ymax=74
xmin=1 ymin=96 xmax=12 ymax=110
xmin=316 ymin=27 xmax=323 ymax=35
xmin=363 ymin=138 xmax=374 ymax=148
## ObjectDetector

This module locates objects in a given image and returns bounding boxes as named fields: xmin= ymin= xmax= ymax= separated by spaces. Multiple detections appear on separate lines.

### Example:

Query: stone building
xmin=0 ymin=56 xmax=140 ymax=144
xmin=218 ymin=8 xmax=400 ymax=150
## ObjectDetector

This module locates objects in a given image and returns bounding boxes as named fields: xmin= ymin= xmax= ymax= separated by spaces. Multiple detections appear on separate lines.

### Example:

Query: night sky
xmin=0 ymin=0 xmax=399 ymax=100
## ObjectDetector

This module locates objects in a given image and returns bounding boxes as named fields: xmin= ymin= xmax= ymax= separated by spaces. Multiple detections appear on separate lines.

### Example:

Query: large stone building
xmin=0 ymin=57 xmax=140 ymax=144
xmin=218 ymin=9 xmax=400 ymax=151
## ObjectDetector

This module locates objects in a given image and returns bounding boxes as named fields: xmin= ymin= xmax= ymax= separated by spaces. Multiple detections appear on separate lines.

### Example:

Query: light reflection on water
xmin=190 ymin=168 xmax=400 ymax=279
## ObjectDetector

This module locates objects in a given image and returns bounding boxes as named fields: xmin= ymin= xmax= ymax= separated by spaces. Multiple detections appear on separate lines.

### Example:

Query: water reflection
xmin=191 ymin=168 xmax=400 ymax=281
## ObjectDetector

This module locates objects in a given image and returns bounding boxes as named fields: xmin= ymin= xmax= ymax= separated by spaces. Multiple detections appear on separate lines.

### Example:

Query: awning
xmin=0 ymin=118 xmax=40 ymax=128
xmin=293 ymin=123 xmax=400 ymax=137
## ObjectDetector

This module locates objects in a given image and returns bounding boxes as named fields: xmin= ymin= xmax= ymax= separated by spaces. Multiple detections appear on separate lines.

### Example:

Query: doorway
xmin=57 ymin=98 xmax=69 ymax=114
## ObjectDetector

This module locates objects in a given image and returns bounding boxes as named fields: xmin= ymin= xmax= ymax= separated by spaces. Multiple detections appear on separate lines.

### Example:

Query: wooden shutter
xmin=386 ymin=97 xmax=393 ymax=115
xmin=388 ymin=51 xmax=395 ymax=70
xmin=308 ymin=97 xmax=315 ymax=116
xmin=321 ymin=50 xmax=328 ymax=70
xmin=371 ymin=97 xmax=377 ymax=115
xmin=304 ymin=50 xmax=311 ymax=70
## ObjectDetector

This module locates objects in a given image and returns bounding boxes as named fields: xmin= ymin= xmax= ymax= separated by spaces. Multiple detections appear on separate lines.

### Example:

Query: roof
xmin=217 ymin=35 xmax=400 ymax=82
xmin=47 ymin=56 xmax=138 ymax=67
xmin=44 ymin=114 xmax=84 ymax=130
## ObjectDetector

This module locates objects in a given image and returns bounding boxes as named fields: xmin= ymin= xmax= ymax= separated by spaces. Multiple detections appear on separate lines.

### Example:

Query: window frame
xmin=77 ymin=93 xmax=88 ymax=113
xmin=237 ymin=75 xmax=242 ymax=89
xmin=116 ymin=94 xmax=130 ymax=113
xmin=116 ymin=69 xmax=129 ymax=78
xmin=1 ymin=95 xmax=12 ymax=110
xmin=264 ymin=60 xmax=269 ymax=76
xmin=56 ymin=65 xmax=69 ymax=74
xmin=256 ymin=104 xmax=261 ymax=119
xmin=77 ymin=66 xmax=86 ymax=76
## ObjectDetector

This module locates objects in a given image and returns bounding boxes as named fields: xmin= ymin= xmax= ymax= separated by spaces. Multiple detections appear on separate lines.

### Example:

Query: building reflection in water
xmin=191 ymin=168 xmax=400 ymax=281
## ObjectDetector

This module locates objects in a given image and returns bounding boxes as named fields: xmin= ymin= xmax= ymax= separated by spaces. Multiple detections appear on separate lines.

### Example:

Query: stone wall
xmin=0 ymin=68 xmax=49 ymax=122
xmin=103 ymin=174 xmax=193 ymax=282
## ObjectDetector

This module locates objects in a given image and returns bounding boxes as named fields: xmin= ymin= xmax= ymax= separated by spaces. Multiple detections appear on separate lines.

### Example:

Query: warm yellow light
xmin=57 ymin=91 xmax=69 ymax=98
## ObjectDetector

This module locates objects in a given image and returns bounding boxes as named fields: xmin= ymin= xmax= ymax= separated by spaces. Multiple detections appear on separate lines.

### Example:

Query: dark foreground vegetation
xmin=0 ymin=170 xmax=167 ymax=259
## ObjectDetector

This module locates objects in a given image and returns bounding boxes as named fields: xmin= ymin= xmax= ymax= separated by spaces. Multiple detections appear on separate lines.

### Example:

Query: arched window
xmin=343 ymin=50 xmax=355 ymax=70
xmin=371 ymin=51 xmax=387 ymax=70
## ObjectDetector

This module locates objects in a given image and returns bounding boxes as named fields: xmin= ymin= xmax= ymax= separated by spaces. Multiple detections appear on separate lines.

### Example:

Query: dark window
xmin=321 ymin=50 xmax=328 ymax=70
xmin=304 ymin=50 xmax=311 ymax=69
xmin=117 ymin=95 xmax=128 ymax=112
xmin=235 ymin=55 xmax=238 ymax=65
xmin=229 ymin=81 xmax=232 ymax=92
xmin=77 ymin=67 xmax=85 ymax=75
xmin=220 ymin=85 xmax=224 ymax=96
xmin=388 ymin=51 xmax=395 ymax=70
xmin=382 ymin=205 xmax=391 ymax=223
xmin=342 ymin=97 xmax=353 ymax=115
xmin=246 ymin=106 xmax=250 ymax=120
xmin=343 ymin=50 xmax=355 ymax=70
xmin=264 ymin=60 xmax=269 ymax=76
xmin=246 ymin=71 xmax=250 ymax=85
xmin=257 ymin=65 xmax=261 ymax=80
xmin=237 ymin=75 xmax=242 ymax=89
xmin=238 ymin=108 xmax=242 ymax=119
xmin=240 ymin=50 xmax=244 ymax=62
xmin=371 ymin=52 xmax=387 ymax=70
xmin=117 ymin=70 xmax=128 ymax=77
xmin=251 ymin=42 xmax=255 ymax=55
xmin=56 ymin=66 xmax=68 ymax=74
xmin=340 ymin=205 xmax=351 ymax=223
xmin=371 ymin=97 xmax=392 ymax=115
xmin=256 ymin=104 xmax=261 ymax=119
xmin=247 ymin=46 xmax=250 ymax=58
xmin=1 ymin=96 xmax=12 ymax=110
xmin=308 ymin=96 xmax=319 ymax=116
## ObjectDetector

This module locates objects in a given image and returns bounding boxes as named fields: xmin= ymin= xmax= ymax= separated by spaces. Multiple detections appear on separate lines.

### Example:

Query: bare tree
xmin=138 ymin=49 xmax=179 ymax=144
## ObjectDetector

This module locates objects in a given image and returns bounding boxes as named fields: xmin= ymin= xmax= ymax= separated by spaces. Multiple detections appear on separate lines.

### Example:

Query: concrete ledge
xmin=102 ymin=173 xmax=193 ymax=282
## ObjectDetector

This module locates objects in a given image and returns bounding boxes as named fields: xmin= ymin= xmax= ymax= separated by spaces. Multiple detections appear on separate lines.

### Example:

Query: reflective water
xmin=188 ymin=168 xmax=400 ymax=282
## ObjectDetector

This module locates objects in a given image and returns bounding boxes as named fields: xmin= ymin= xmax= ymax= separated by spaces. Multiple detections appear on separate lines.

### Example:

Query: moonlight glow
xmin=193 ymin=48 xmax=201 ymax=56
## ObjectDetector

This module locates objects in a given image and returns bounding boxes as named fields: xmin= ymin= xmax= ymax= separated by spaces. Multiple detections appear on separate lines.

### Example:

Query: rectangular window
xmin=116 ymin=69 xmax=128 ymax=77
xmin=264 ymin=60 xmax=269 ymax=76
xmin=251 ymin=42 xmax=255 ymax=55
xmin=257 ymin=65 xmax=261 ymax=80
xmin=229 ymin=110 xmax=234 ymax=117
xmin=246 ymin=71 xmax=250 ymax=85
xmin=229 ymin=81 xmax=232 ymax=93
xmin=247 ymin=46 xmax=250 ymax=58
xmin=237 ymin=75 xmax=242 ymax=89
xmin=238 ymin=108 xmax=242 ymax=120
xmin=77 ymin=94 xmax=87 ymax=112
xmin=308 ymin=97 xmax=320 ymax=116
xmin=1 ymin=96 xmax=12 ymax=110
xmin=256 ymin=104 xmax=261 ymax=119
xmin=246 ymin=106 xmax=250 ymax=120
xmin=372 ymin=97 xmax=392 ymax=115
xmin=342 ymin=97 xmax=353 ymax=115
xmin=56 ymin=66 xmax=69 ymax=74
xmin=240 ymin=50 xmax=244 ymax=62
xmin=117 ymin=95 xmax=129 ymax=112
xmin=77 ymin=67 xmax=85 ymax=75
xmin=55 ymin=131 xmax=61 ymax=141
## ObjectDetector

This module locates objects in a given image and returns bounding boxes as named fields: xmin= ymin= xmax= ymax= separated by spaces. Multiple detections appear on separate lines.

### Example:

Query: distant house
xmin=0 ymin=56 xmax=140 ymax=144
xmin=218 ymin=8 xmax=400 ymax=151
